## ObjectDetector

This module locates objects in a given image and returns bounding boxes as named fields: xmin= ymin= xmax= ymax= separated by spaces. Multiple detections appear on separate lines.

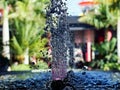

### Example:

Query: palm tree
xmin=80 ymin=0 xmax=117 ymax=30
xmin=9 ymin=0 xmax=49 ymax=64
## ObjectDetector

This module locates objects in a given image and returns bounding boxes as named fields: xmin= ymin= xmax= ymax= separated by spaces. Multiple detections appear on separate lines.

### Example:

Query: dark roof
xmin=67 ymin=16 xmax=96 ymax=31
xmin=67 ymin=16 xmax=80 ymax=24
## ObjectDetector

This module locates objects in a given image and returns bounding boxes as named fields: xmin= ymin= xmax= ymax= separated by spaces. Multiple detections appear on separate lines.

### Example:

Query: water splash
xmin=45 ymin=0 xmax=73 ymax=80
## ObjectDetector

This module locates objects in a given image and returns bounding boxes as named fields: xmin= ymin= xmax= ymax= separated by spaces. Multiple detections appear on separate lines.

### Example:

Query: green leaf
xmin=110 ymin=37 xmax=117 ymax=52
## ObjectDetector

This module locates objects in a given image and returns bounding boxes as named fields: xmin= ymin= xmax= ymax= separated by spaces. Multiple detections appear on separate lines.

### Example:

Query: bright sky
xmin=66 ymin=0 xmax=82 ymax=16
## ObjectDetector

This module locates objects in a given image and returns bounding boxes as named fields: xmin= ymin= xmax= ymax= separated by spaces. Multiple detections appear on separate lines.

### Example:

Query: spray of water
xmin=45 ymin=0 xmax=74 ymax=80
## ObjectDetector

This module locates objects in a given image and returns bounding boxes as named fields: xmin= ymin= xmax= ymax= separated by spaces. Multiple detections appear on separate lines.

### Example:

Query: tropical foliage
xmin=80 ymin=0 xmax=120 ymax=70
xmin=79 ymin=0 xmax=118 ymax=29
xmin=90 ymin=37 xmax=120 ymax=70
xmin=8 ymin=0 xmax=49 ymax=63
xmin=109 ymin=0 xmax=120 ymax=12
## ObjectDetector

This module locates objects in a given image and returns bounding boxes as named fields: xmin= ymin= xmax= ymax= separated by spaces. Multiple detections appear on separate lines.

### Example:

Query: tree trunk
xmin=24 ymin=48 xmax=29 ymax=64
xmin=2 ymin=3 xmax=10 ymax=60
xmin=117 ymin=18 xmax=120 ymax=63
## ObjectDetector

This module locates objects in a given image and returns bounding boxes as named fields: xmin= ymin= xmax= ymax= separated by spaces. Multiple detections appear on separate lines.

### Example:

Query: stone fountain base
xmin=0 ymin=70 xmax=120 ymax=90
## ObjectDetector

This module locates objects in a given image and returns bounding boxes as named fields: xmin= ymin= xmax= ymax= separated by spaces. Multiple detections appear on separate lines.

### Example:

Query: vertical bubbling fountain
xmin=45 ymin=0 xmax=72 ymax=80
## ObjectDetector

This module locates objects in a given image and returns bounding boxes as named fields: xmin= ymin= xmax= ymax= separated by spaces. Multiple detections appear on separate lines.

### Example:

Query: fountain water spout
xmin=45 ymin=0 xmax=70 ymax=80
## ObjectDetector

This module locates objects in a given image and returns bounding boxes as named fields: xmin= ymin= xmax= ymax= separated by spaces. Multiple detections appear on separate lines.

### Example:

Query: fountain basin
xmin=0 ymin=70 xmax=120 ymax=90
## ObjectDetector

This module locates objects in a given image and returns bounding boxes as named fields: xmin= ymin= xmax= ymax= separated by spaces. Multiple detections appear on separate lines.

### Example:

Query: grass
xmin=11 ymin=64 xmax=31 ymax=71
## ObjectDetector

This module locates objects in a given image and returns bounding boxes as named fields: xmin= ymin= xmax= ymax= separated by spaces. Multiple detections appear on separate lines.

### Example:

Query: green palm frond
xmin=10 ymin=36 xmax=23 ymax=55
xmin=109 ymin=37 xmax=117 ymax=52
xmin=79 ymin=0 xmax=118 ymax=29
xmin=9 ymin=0 xmax=49 ymax=59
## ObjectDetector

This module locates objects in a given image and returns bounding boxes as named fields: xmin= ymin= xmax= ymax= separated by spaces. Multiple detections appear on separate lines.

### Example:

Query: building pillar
xmin=84 ymin=30 xmax=92 ymax=62
xmin=85 ymin=42 xmax=91 ymax=62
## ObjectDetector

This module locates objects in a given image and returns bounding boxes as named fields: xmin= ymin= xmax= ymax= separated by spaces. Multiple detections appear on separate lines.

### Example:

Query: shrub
xmin=30 ymin=60 xmax=48 ymax=70
xmin=90 ymin=37 xmax=119 ymax=70
xmin=11 ymin=64 xmax=31 ymax=71
xmin=103 ymin=63 xmax=120 ymax=71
